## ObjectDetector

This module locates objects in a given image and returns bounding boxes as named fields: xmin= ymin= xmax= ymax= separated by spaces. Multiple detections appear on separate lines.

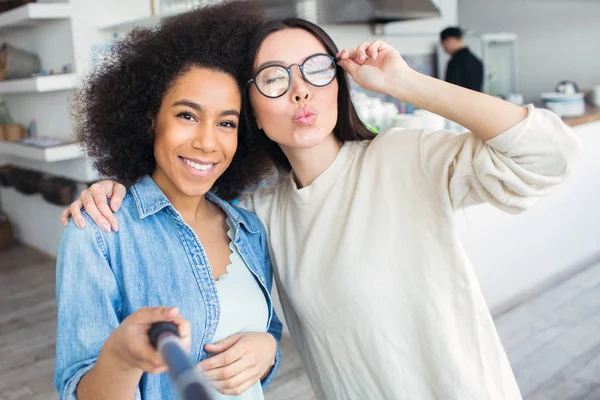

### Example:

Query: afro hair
xmin=73 ymin=0 xmax=273 ymax=200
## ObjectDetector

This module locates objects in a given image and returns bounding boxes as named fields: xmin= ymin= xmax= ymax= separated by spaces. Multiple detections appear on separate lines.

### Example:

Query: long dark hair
xmin=243 ymin=18 xmax=376 ymax=173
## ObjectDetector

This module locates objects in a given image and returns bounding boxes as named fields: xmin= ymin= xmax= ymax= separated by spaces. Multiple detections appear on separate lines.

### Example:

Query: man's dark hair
xmin=243 ymin=17 xmax=376 ymax=173
xmin=440 ymin=26 xmax=463 ymax=41
xmin=73 ymin=0 xmax=272 ymax=200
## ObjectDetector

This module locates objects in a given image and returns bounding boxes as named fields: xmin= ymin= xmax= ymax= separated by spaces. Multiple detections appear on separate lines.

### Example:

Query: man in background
xmin=440 ymin=26 xmax=484 ymax=92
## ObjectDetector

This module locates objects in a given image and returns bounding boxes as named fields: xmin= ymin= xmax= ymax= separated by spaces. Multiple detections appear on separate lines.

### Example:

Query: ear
xmin=255 ymin=117 xmax=262 ymax=130
xmin=148 ymin=113 xmax=156 ymax=134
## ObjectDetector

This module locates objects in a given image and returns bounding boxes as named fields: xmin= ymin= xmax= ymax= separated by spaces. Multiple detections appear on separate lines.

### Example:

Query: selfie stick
xmin=149 ymin=322 xmax=213 ymax=400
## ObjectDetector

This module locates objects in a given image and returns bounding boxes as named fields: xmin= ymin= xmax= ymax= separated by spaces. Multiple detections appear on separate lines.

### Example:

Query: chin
xmin=175 ymin=177 xmax=213 ymax=197
xmin=182 ymin=185 xmax=212 ymax=198
xmin=292 ymin=127 xmax=331 ymax=148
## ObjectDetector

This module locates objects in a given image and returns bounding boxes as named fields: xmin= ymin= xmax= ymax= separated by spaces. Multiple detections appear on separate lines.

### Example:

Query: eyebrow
xmin=172 ymin=100 xmax=239 ymax=117
xmin=256 ymin=60 xmax=287 ymax=71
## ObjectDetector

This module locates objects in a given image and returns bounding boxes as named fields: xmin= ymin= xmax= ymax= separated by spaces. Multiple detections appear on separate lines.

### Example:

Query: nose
xmin=191 ymin=124 xmax=218 ymax=152
xmin=289 ymin=65 xmax=311 ymax=103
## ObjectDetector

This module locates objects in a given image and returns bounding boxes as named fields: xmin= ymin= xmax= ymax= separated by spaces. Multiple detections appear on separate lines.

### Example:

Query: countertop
xmin=562 ymin=105 xmax=600 ymax=127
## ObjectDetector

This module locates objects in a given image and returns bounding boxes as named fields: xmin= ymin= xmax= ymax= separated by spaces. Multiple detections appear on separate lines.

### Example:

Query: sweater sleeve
xmin=421 ymin=104 xmax=583 ymax=213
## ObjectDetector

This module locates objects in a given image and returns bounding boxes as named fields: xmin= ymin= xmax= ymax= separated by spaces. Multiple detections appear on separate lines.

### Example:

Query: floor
xmin=1 ymin=245 xmax=599 ymax=400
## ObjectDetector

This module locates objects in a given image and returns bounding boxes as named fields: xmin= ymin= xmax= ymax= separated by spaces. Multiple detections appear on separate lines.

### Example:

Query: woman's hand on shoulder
xmin=61 ymin=180 xmax=126 ymax=232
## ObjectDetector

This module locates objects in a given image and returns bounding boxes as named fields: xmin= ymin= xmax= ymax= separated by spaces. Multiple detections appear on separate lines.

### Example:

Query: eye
xmin=219 ymin=120 xmax=238 ymax=129
xmin=176 ymin=111 xmax=196 ymax=122
xmin=263 ymin=76 xmax=287 ymax=85
xmin=307 ymin=68 xmax=331 ymax=76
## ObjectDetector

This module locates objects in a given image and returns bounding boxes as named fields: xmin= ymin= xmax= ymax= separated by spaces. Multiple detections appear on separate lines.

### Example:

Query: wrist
xmin=79 ymin=335 xmax=144 ymax=398
xmin=388 ymin=68 xmax=425 ymax=104
xmin=266 ymin=333 xmax=277 ymax=366
xmin=99 ymin=333 xmax=139 ymax=374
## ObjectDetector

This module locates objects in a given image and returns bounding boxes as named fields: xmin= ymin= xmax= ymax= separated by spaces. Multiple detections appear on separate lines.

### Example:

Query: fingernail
xmin=77 ymin=219 xmax=85 ymax=228
xmin=102 ymin=224 xmax=111 ymax=232
xmin=113 ymin=224 xmax=119 ymax=232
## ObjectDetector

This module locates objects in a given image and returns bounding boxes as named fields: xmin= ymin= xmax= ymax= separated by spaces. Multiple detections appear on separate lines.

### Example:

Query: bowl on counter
xmin=540 ymin=92 xmax=585 ymax=117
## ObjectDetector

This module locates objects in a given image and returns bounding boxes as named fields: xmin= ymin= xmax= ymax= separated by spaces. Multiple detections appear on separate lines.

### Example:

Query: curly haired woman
xmin=53 ymin=2 xmax=282 ymax=399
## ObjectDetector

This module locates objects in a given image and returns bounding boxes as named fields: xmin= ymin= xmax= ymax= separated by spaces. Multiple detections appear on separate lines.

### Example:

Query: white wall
xmin=458 ymin=0 xmax=600 ymax=103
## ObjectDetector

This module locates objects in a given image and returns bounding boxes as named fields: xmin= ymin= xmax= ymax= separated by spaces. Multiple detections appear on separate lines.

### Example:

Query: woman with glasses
xmin=62 ymin=16 xmax=581 ymax=400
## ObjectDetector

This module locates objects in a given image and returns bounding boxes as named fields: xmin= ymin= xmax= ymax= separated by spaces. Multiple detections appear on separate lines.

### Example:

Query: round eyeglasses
xmin=248 ymin=53 xmax=339 ymax=99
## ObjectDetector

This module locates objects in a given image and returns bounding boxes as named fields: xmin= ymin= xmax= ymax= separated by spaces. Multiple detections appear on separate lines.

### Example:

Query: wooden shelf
xmin=0 ymin=3 xmax=71 ymax=32
xmin=0 ymin=140 xmax=83 ymax=162
xmin=0 ymin=73 xmax=77 ymax=94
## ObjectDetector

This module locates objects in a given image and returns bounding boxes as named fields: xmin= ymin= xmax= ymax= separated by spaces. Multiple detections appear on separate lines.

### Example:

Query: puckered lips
xmin=294 ymin=106 xmax=318 ymax=127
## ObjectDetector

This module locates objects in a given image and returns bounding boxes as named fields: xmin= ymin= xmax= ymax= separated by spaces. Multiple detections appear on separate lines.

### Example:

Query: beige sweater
xmin=242 ymin=105 xmax=582 ymax=400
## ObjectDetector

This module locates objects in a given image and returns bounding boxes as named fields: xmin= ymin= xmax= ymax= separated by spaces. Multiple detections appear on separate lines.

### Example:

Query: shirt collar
xmin=131 ymin=175 xmax=259 ymax=233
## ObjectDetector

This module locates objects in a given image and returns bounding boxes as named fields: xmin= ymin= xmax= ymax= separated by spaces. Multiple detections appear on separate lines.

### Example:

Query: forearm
xmin=390 ymin=69 xmax=527 ymax=140
xmin=76 ymin=345 xmax=142 ymax=400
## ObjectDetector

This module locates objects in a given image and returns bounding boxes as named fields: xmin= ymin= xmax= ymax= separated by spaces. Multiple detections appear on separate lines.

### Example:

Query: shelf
xmin=0 ymin=140 xmax=83 ymax=162
xmin=0 ymin=3 xmax=71 ymax=32
xmin=99 ymin=15 xmax=163 ymax=32
xmin=0 ymin=73 xmax=77 ymax=94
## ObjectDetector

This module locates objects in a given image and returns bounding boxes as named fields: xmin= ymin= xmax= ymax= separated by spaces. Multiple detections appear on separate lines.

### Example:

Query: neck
xmin=151 ymin=169 xmax=212 ymax=224
xmin=280 ymin=134 xmax=343 ymax=189
xmin=452 ymin=44 xmax=467 ymax=55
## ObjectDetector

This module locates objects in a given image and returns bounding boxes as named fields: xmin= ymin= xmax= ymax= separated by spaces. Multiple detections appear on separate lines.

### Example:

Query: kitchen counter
xmin=562 ymin=105 xmax=600 ymax=127
xmin=458 ymin=120 xmax=600 ymax=314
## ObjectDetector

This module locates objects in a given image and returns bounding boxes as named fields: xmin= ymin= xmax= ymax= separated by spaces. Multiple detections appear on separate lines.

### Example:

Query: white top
xmin=209 ymin=218 xmax=269 ymax=400
xmin=242 ymin=105 xmax=582 ymax=400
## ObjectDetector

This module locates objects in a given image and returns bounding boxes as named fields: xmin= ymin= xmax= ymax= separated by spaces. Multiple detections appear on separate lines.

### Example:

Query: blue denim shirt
xmin=54 ymin=176 xmax=282 ymax=399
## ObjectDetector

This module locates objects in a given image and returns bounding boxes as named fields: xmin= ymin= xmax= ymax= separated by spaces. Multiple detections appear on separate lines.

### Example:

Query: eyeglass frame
xmin=247 ymin=53 xmax=340 ymax=99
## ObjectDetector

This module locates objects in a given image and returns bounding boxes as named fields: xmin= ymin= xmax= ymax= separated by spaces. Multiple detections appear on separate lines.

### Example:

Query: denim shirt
xmin=54 ymin=176 xmax=282 ymax=399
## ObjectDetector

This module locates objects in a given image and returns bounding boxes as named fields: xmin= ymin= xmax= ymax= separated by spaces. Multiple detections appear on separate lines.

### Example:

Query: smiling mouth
xmin=180 ymin=156 xmax=216 ymax=171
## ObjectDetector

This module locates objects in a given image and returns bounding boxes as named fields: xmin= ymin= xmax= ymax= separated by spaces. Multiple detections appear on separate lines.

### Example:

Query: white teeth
xmin=184 ymin=158 xmax=214 ymax=171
